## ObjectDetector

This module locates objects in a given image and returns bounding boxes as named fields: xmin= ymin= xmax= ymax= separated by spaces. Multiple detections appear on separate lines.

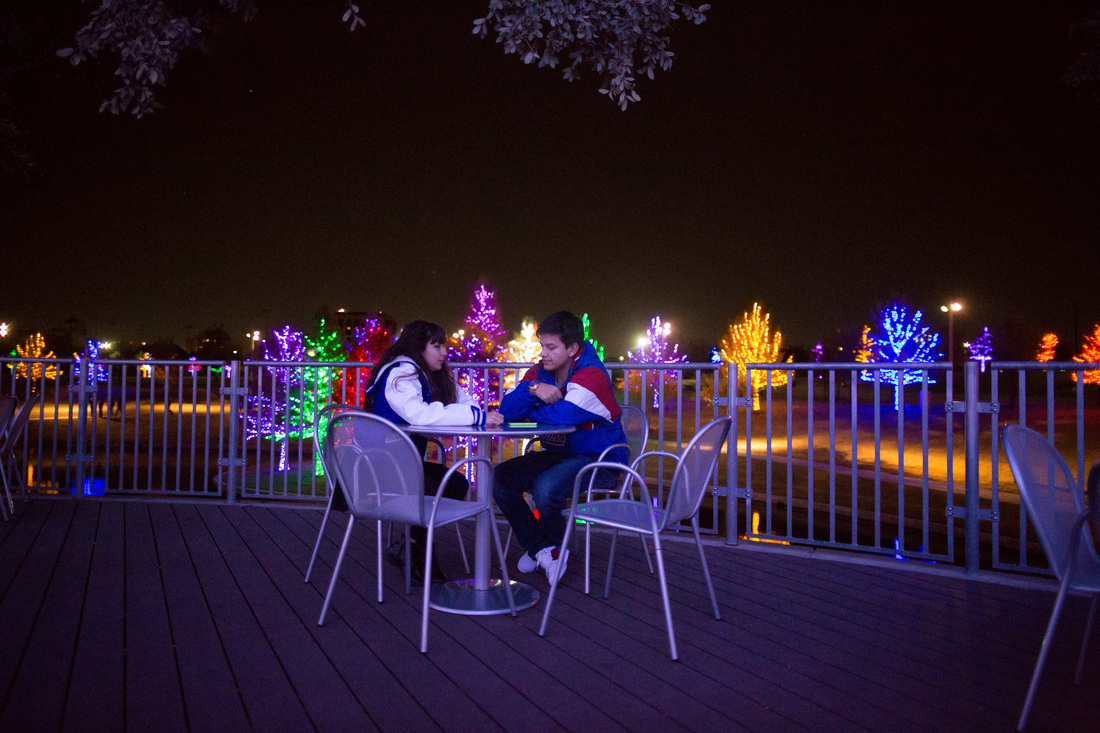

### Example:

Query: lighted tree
xmin=57 ymin=1 xmax=709 ymax=118
xmin=581 ymin=313 xmax=606 ymax=361
xmin=720 ymin=303 xmax=789 ymax=410
xmin=244 ymin=325 xmax=307 ymax=472
xmin=965 ymin=327 xmax=993 ymax=373
xmin=855 ymin=325 xmax=875 ymax=364
xmin=628 ymin=316 xmax=688 ymax=408
xmin=860 ymin=304 xmax=943 ymax=410
xmin=505 ymin=319 xmax=542 ymax=364
xmin=1036 ymin=333 xmax=1058 ymax=362
xmin=812 ymin=342 xmax=824 ymax=363
xmin=11 ymin=333 xmax=58 ymax=387
xmin=72 ymin=340 xmax=110 ymax=385
xmin=449 ymin=284 xmax=507 ymax=403
xmin=336 ymin=314 xmax=396 ymax=406
xmin=1072 ymin=324 xmax=1100 ymax=384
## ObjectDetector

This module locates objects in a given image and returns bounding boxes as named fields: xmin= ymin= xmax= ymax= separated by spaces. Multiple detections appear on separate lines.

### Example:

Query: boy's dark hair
xmin=538 ymin=311 xmax=585 ymax=348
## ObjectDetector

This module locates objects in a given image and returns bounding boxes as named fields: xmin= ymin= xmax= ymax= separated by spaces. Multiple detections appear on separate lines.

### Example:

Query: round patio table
xmin=402 ymin=422 xmax=574 ymax=615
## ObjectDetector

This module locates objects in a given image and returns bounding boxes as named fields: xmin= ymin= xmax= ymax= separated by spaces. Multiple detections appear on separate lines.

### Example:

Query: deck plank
xmin=0 ymin=498 xmax=1097 ymax=733
xmin=63 ymin=500 xmax=126 ymax=731
xmin=124 ymin=502 xmax=188 ymax=732
xmin=148 ymin=503 xmax=251 ymax=733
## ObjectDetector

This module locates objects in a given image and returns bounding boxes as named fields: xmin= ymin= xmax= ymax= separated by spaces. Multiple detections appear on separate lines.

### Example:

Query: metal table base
xmin=429 ymin=578 xmax=540 ymax=615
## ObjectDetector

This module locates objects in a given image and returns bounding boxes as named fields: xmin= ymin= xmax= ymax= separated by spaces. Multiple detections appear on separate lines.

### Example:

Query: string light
xmin=1036 ymin=333 xmax=1058 ymax=363
xmin=628 ymin=316 xmax=687 ymax=407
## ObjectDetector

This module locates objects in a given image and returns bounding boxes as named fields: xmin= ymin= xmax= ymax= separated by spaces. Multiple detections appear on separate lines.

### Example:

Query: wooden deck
xmin=0 ymin=498 xmax=1097 ymax=733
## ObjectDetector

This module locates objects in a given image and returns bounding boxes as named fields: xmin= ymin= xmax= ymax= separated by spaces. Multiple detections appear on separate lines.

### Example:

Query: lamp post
xmin=941 ymin=302 xmax=962 ymax=368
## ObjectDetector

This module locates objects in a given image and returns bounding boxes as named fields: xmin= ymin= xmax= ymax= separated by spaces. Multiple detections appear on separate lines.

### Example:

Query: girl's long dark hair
xmin=364 ymin=321 xmax=458 ymax=407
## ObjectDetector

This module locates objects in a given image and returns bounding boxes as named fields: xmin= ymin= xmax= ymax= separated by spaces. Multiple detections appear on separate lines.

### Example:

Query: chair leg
xmin=650 ymin=530 xmax=679 ymax=661
xmin=454 ymin=522 xmax=470 ymax=575
xmin=304 ymin=494 xmax=336 ymax=582
xmin=539 ymin=513 xmax=579 ymax=637
xmin=603 ymin=528 xmax=620 ymax=599
xmin=0 ymin=459 xmax=13 ymax=521
xmin=693 ymin=519 xmax=721 ymax=620
xmin=1017 ymin=571 xmax=1073 ymax=731
xmin=376 ymin=520 xmax=384 ymax=604
xmin=318 ymin=516 xmax=356 ymax=626
xmin=489 ymin=512 xmax=516 ymax=615
xmin=1074 ymin=594 xmax=1098 ymax=685
xmin=585 ymin=519 xmax=591 ymax=594
xmin=420 ymin=524 xmax=436 ymax=653
xmin=403 ymin=524 xmax=412 ymax=595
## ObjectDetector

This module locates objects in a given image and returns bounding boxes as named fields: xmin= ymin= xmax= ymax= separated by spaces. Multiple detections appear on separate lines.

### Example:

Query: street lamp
xmin=941 ymin=302 xmax=962 ymax=367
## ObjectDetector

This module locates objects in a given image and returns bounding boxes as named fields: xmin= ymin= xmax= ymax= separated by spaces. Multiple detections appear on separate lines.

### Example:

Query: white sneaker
xmin=536 ymin=546 xmax=568 ymax=584
xmin=517 ymin=551 xmax=539 ymax=574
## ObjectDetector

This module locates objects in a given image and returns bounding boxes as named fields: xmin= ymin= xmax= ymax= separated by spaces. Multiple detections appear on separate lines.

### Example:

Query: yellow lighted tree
xmin=12 ymin=333 xmax=59 ymax=387
xmin=1036 ymin=333 xmax=1058 ymax=363
xmin=720 ymin=303 xmax=790 ymax=410
xmin=504 ymin=319 xmax=541 ymax=364
xmin=502 ymin=318 xmax=542 ymax=390
xmin=1072 ymin=325 xmax=1100 ymax=384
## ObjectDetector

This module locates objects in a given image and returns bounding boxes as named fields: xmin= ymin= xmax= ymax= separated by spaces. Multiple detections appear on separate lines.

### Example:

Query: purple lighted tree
xmin=449 ymin=284 xmax=507 ymax=404
xmin=628 ymin=316 xmax=688 ymax=407
xmin=244 ymin=325 xmax=306 ymax=471
xmin=965 ymin=327 xmax=994 ymax=373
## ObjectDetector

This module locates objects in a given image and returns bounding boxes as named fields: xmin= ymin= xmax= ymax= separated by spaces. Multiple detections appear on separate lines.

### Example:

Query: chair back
xmin=1002 ymin=425 xmax=1099 ymax=580
xmin=324 ymin=411 xmax=426 ymax=524
xmin=1 ymin=394 xmax=41 ymax=453
xmin=314 ymin=405 xmax=356 ymax=473
xmin=659 ymin=416 xmax=732 ymax=530
xmin=0 ymin=396 xmax=15 ymax=440
xmin=620 ymin=404 xmax=649 ymax=461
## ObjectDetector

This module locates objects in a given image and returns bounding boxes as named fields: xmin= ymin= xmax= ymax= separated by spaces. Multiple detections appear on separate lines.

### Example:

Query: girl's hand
xmin=485 ymin=411 xmax=504 ymax=427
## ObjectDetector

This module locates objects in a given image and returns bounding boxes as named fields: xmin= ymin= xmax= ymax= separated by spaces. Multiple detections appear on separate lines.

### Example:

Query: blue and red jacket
xmin=500 ymin=341 xmax=627 ymax=461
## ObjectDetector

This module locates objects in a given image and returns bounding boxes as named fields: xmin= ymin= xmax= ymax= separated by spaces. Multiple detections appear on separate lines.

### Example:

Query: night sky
xmin=2 ymin=0 xmax=1099 ymax=359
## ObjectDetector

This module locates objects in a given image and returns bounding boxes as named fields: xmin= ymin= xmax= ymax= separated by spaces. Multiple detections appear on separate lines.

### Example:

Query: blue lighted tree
xmin=966 ymin=327 xmax=993 ymax=373
xmin=860 ymin=304 xmax=943 ymax=410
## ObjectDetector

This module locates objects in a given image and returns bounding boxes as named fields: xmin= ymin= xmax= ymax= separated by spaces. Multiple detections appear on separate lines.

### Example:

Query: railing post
xmin=964 ymin=360 xmax=980 ymax=575
xmin=726 ymin=363 xmax=739 ymax=545
xmin=226 ymin=360 xmax=242 ymax=504
xmin=74 ymin=358 xmax=90 ymax=497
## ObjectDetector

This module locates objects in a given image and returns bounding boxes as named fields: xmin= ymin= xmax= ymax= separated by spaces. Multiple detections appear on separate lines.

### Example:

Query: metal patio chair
xmin=305 ymin=405 xmax=470 ymax=587
xmin=316 ymin=410 xmax=515 ymax=653
xmin=0 ymin=394 xmax=42 ymax=520
xmin=1002 ymin=425 xmax=1100 ymax=731
xmin=304 ymin=403 xmax=359 ymax=583
xmin=539 ymin=415 xmax=731 ymax=660
xmin=581 ymin=403 xmax=654 ymax=594
xmin=501 ymin=404 xmax=654 ymax=587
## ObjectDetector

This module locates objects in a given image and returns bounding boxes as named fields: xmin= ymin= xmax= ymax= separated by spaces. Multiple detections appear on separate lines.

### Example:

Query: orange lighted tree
xmin=1072 ymin=325 xmax=1100 ymax=384
xmin=12 ymin=333 xmax=59 ymax=387
xmin=720 ymin=303 xmax=789 ymax=410
xmin=1036 ymin=333 xmax=1058 ymax=362
xmin=855 ymin=324 xmax=875 ymax=378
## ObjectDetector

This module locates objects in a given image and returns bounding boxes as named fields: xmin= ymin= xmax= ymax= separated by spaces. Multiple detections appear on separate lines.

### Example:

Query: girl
xmin=363 ymin=320 xmax=503 ymax=582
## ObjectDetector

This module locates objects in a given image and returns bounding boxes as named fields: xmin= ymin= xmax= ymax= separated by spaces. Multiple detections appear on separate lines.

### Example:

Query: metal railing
xmin=2 ymin=355 xmax=1097 ymax=578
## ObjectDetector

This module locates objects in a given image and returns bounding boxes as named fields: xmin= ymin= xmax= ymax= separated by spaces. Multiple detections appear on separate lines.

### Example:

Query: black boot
xmin=387 ymin=536 xmax=424 ymax=584
xmin=407 ymin=541 xmax=449 ymax=584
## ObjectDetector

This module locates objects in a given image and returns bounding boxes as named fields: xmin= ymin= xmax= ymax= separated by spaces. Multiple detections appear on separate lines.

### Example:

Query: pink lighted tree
xmin=449 ymin=284 xmax=507 ymax=404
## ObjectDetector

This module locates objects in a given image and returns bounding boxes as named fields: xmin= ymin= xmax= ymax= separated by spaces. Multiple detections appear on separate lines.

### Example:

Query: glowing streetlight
xmin=940 ymin=301 xmax=963 ymax=367
xmin=0 ymin=322 xmax=8 ymax=338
